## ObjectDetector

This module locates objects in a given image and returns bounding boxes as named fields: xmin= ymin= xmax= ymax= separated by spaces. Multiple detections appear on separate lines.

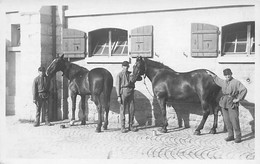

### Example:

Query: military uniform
xmin=32 ymin=67 xmax=51 ymax=126
xmin=116 ymin=62 xmax=137 ymax=133
xmin=212 ymin=69 xmax=247 ymax=143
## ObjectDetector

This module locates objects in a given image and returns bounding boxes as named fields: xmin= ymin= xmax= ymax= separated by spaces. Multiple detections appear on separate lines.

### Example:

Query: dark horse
xmin=46 ymin=54 xmax=113 ymax=132
xmin=131 ymin=57 xmax=222 ymax=135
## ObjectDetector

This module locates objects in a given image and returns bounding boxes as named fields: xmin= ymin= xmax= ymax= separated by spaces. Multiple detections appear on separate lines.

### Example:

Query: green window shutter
xmin=63 ymin=29 xmax=87 ymax=58
xmin=130 ymin=25 xmax=153 ymax=58
xmin=191 ymin=23 xmax=219 ymax=57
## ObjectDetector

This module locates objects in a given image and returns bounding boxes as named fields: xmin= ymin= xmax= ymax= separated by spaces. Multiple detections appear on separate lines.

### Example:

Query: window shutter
xmin=63 ymin=29 xmax=87 ymax=58
xmin=130 ymin=25 xmax=153 ymax=58
xmin=191 ymin=23 xmax=219 ymax=57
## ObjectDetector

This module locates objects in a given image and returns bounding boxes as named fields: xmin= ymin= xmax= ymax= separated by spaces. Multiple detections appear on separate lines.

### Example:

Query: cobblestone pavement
xmin=3 ymin=116 xmax=255 ymax=160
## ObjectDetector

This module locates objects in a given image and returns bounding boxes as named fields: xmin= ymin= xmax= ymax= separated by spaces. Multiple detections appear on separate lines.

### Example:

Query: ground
xmin=1 ymin=115 xmax=255 ymax=162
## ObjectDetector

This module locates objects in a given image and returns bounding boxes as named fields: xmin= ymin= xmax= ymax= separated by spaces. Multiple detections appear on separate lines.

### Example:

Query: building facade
xmin=5 ymin=0 xmax=258 ymax=130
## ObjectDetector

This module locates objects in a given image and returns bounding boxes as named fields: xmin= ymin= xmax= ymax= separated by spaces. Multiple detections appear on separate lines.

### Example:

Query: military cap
xmin=122 ymin=61 xmax=129 ymax=67
xmin=223 ymin=68 xmax=232 ymax=75
xmin=38 ymin=66 xmax=46 ymax=72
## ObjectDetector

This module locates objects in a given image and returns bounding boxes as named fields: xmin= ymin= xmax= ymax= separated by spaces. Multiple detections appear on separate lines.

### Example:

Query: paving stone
xmin=3 ymin=116 xmax=255 ymax=160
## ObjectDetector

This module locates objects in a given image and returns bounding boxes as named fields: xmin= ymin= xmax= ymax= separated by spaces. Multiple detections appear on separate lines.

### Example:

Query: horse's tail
xmin=103 ymin=69 xmax=113 ymax=109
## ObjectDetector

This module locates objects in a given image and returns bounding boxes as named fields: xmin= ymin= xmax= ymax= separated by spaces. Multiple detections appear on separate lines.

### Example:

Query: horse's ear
xmin=137 ymin=56 xmax=142 ymax=61
xmin=60 ymin=54 xmax=64 ymax=59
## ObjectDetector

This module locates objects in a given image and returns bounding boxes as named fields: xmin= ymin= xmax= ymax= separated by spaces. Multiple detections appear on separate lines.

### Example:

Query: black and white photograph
xmin=0 ymin=0 xmax=259 ymax=163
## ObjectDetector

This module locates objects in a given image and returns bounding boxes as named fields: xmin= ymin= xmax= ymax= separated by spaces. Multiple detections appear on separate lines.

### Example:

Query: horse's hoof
xmin=158 ymin=128 xmax=167 ymax=133
xmin=184 ymin=125 xmax=190 ymax=129
xmin=69 ymin=120 xmax=75 ymax=126
xmin=95 ymin=128 xmax=101 ymax=133
xmin=81 ymin=121 xmax=86 ymax=125
xmin=129 ymin=126 xmax=138 ymax=132
xmin=209 ymin=129 xmax=216 ymax=134
xmin=103 ymin=126 xmax=108 ymax=130
xmin=194 ymin=131 xmax=201 ymax=135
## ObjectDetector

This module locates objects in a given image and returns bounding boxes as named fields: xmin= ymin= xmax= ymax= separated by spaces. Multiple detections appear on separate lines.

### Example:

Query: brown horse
xmin=46 ymin=55 xmax=113 ymax=132
xmin=131 ymin=57 xmax=222 ymax=135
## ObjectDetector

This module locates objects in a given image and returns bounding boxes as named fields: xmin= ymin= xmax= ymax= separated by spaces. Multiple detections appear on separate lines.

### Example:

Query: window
xmin=89 ymin=28 xmax=128 ymax=57
xmin=222 ymin=22 xmax=255 ymax=56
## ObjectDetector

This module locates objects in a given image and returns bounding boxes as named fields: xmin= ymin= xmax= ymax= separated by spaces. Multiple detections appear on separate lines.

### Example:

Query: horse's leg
xmin=157 ymin=97 xmax=168 ymax=133
xmin=194 ymin=100 xmax=210 ymax=135
xmin=183 ymin=113 xmax=190 ymax=128
xmin=128 ymin=93 xmax=137 ymax=132
xmin=71 ymin=92 xmax=77 ymax=121
xmin=92 ymin=94 xmax=102 ymax=133
xmin=103 ymin=99 xmax=109 ymax=130
xmin=220 ymin=108 xmax=227 ymax=132
xmin=80 ymin=95 xmax=86 ymax=125
xmin=209 ymin=106 xmax=218 ymax=134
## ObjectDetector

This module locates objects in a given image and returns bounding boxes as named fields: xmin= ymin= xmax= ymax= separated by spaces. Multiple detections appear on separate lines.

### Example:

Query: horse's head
xmin=131 ymin=56 xmax=146 ymax=82
xmin=46 ymin=54 xmax=66 ymax=77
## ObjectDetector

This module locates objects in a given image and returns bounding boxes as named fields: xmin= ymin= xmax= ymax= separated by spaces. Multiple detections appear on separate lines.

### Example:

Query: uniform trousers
xmin=221 ymin=107 xmax=241 ymax=139
xmin=35 ymin=93 xmax=49 ymax=124
xmin=120 ymin=88 xmax=135 ymax=128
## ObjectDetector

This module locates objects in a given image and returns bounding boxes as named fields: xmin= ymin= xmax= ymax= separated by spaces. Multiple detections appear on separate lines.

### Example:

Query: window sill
xmin=85 ymin=56 xmax=130 ymax=64
xmin=218 ymin=55 xmax=255 ymax=64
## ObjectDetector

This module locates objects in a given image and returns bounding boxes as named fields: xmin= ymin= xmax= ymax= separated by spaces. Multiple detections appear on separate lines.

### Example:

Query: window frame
xmin=90 ymin=28 xmax=128 ymax=57
xmin=222 ymin=22 xmax=255 ymax=56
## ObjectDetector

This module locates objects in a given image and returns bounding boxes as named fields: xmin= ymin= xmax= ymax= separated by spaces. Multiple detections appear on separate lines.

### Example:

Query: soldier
xmin=207 ymin=68 xmax=247 ymax=143
xmin=32 ymin=66 xmax=51 ymax=127
xmin=116 ymin=61 xmax=137 ymax=133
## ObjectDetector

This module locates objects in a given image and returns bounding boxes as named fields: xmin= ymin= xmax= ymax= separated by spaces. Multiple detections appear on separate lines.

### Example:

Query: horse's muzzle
xmin=137 ymin=76 xmax=142 ymax=81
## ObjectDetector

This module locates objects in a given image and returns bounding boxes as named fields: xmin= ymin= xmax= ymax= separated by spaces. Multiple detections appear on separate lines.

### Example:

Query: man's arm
xmin=115 ymin=73 xmax=121 ymax=97
xmin=233 ymin=81 xmax=247 ymax=103
xmin=32 ymin=77 xmax=38 ymax=104
xmin=206 ymin=70 xmax=225 ymax=87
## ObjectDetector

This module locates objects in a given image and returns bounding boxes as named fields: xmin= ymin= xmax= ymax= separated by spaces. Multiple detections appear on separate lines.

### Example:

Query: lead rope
xmin=143 ymin=76 xmax=154 ymax=98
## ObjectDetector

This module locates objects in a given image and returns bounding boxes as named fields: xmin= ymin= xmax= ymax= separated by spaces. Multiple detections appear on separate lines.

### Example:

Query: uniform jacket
xmin=32 ymin=74 xmax=49 ymax=101
xmin=213 ymin=76 xmax=247 ymax=109
xmin=116 ymin=70 xmax=135 ymax=97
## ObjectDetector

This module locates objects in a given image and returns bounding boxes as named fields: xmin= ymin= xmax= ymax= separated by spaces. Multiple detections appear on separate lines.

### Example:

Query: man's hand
xmin=233 ymin=98 xmax=240 ymax=103
xmin=206 ymin=70 xmax=214 ymax=77
xmin=117 ymin=97 xmax=122 ymax=104
xmin=33 ymin=100 xmax=39 ymax=107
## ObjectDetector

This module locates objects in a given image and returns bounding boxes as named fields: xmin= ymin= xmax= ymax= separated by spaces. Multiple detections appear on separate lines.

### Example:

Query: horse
xmin=46 ymin=54 xmax=113 ymax=132
xmin=131 ymin=56 xmax=222 ymax=135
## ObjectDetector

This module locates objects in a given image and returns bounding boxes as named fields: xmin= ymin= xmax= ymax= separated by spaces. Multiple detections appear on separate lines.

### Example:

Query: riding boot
xmin=234 ymin=134 xmax=242 ymax=143
xmin=34 ymin=105 xmax=40 ymax=127
xmin=34 ymin=120 xmax=40 ymax=127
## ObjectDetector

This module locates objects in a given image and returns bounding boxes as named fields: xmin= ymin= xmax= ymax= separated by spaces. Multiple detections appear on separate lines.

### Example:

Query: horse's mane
xmin=145 ymin=58 xmax=176 ymax=72
xmin=64 ymin=60 xmax=89 ymax=79
xmin=69 ymin=62 xmax=88 ymax=72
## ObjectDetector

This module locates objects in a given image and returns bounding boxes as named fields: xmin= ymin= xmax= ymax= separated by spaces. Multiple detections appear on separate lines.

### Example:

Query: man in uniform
xmin=207 ymin=68 xmax=247 ymax=143
xmin=116 ymin=61 xmax=138 ymax=133
xmin=32 ymin=66 xmax=51 ymax=127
